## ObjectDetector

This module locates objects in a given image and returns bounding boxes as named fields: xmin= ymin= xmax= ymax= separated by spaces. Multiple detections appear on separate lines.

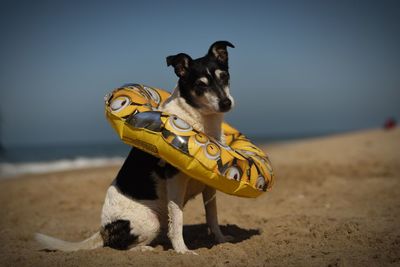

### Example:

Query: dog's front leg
xmin=202 ymin=186 xmax=233 ymax=243
xmin=166 ymin=173 xmax=195 ymax=254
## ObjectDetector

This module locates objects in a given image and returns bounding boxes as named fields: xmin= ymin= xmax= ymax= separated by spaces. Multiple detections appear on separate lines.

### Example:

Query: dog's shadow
xmin=153 ymin=224 xmax=260 ymax=250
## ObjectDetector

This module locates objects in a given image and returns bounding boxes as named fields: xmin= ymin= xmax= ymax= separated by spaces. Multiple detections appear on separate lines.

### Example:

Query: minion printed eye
xmin=110 ymin=96 xmax=130 ymax=112
xmin=224 ymin=166 xmax=242 ymax=181
xmin=143 ymin=86 xmax=161 ymax=104
xmin=169 ymin=116 xmax=193 ymax=132
xmin=256 ymin=176 xmax=266 ymax=191
xmin=194 ymin=133 xmax=209 ymax=145
xmin=204 ymin=142 xmax=221 ymax=160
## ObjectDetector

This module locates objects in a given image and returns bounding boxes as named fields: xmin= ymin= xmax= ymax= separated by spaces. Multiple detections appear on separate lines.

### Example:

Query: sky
xmin=0 ymin=0 xmax=399 ymax=146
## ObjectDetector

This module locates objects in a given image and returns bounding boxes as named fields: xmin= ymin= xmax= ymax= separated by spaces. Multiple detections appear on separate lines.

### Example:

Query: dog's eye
xmin=194 ymin=87 xmax=204 ymax=96
xmin=219 ymin=72 xmax=229 ymax=82
xmin=195 ymin=80 xmax=208 ymax=88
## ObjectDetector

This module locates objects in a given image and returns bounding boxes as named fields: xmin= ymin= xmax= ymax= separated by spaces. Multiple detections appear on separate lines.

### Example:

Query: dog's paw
xmin=216 ymin=235 xmax=234 ymax=243
xmin=129 ymin=245 xmax=154 ymax=252
xmin=175 ymin=249 xmax=198 ymax=255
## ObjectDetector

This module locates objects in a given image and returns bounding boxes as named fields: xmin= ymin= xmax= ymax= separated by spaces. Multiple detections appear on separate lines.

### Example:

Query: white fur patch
xmin=198 ymin=77 xmax=209 ymax=85
xmin=160 ymin=93 xmax=205 ymax=132
xmin=212 ymin=47 xmax=219 ymax=58
xmin=101 ymin=184 xmax=161 ymax=245
xmin=214 ymin=69 xmax=224 ymax=79
xmin=224 ymin=86 xmax=235 ymax=108
xmin=203 ymin=91 xmax=220 ymax=111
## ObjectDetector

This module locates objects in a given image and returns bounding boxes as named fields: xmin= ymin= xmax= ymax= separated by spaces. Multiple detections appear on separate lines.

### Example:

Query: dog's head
xmin=166 ymin=41 xmax=235 ymax=115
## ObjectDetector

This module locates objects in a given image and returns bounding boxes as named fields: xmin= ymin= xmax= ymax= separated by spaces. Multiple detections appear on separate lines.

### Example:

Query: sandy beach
xmin=0 ymin=129 xmax=399 ymax=267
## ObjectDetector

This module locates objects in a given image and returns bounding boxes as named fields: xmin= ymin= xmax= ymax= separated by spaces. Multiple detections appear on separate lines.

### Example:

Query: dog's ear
xmin=166 ymin=53 xmax=192 ymax=78
xmin=207 ymin=41 xmax=235 ymax=65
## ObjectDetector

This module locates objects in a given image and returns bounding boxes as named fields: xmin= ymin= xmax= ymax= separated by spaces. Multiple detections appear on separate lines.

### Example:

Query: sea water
xmin=0 ymin=143 xmax=129 ymax=178
xmin=0 ymin=132 xmax=331 ymax=178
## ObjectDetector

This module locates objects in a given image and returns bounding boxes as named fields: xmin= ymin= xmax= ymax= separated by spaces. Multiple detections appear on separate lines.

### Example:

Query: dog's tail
xmin=35 ymin=232 xmax=103 ymax=251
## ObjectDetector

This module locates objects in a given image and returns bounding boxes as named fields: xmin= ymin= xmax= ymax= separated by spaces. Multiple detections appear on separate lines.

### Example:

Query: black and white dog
xmin=36 ymin=41 xmax=235 ymax=254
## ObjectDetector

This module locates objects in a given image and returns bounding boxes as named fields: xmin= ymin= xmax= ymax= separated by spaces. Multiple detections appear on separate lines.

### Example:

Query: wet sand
xmin=0 ymin=129 xmax=399 ymax=266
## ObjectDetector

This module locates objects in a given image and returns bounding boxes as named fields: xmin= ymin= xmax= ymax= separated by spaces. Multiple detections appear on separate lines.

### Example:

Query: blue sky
xmin=1 ymin=0 xmax=399 ymax=146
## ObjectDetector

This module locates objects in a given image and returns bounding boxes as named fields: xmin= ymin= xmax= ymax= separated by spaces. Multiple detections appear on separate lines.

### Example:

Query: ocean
xmin=0 ymin=132 xmax=334 ymax=178
xmin=0 ymin=143 xmax=130 ymax=178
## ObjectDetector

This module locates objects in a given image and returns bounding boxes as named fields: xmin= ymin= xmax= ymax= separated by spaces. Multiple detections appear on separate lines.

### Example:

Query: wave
xmin=0 ymin=157 xmax=124 ymax=178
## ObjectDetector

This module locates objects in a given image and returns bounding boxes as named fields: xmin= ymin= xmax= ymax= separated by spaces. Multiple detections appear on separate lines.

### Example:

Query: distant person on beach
xmin=383 ymin=117 xmax=396 ymax=130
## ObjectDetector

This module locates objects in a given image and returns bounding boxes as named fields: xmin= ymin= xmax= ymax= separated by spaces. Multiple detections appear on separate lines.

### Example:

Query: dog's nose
xmin=219 ymin=98 xmax=232 ymax=112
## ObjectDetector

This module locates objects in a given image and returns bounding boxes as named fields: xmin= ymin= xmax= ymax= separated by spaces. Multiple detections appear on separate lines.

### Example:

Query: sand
xmin=0 ymin=129 xmax=399 ymax=266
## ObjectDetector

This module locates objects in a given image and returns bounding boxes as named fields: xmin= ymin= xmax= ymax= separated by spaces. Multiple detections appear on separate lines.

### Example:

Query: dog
xmin=36 ymin=41 xmax=235 ymax=254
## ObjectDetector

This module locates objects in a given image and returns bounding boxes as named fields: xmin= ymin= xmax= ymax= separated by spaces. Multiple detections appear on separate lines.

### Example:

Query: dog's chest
xmin=158 ymin=93 xmax=224 ymax=203
xmin=184 ymin=179 xmax=206 ymax=204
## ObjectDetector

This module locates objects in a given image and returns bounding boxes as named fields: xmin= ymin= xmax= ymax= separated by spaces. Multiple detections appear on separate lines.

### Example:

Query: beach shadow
xmin=153 ymin=224 xmax=260 ymax=250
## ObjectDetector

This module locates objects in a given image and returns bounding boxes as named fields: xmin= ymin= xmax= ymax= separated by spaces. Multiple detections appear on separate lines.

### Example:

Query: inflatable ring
xmin=105 ymin=84 xmax=274 ymax=198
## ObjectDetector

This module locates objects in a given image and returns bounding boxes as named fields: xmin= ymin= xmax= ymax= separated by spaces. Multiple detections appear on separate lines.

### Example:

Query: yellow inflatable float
xmin=105 ymin=84 xmax=274 ymax=198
